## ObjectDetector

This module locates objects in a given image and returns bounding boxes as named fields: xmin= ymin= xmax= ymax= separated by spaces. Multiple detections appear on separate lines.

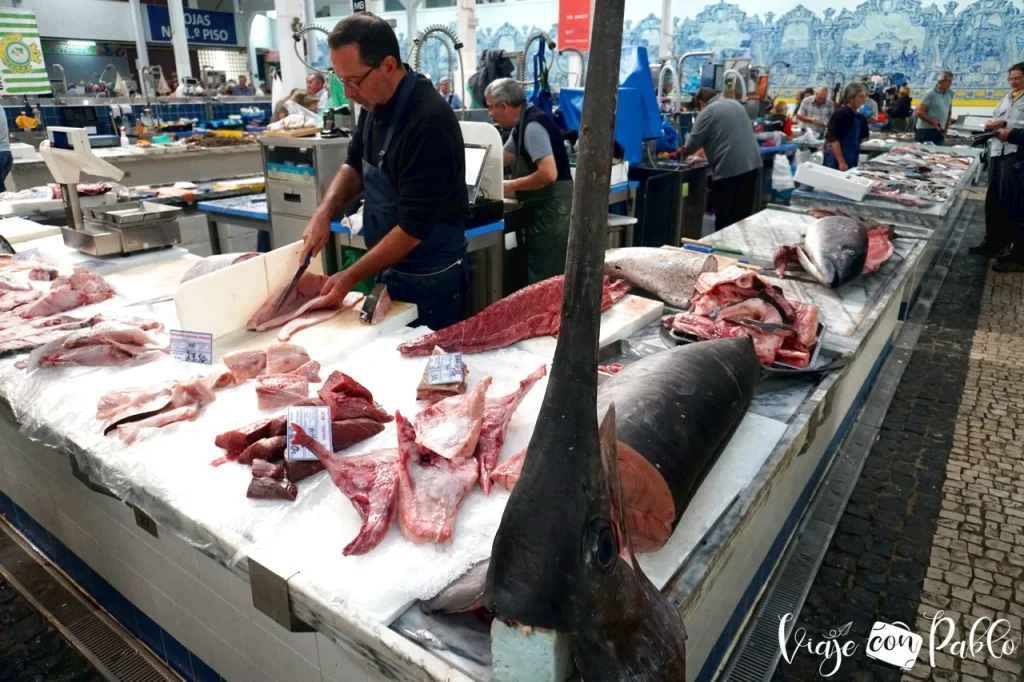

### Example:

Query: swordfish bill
xmin=484 ymin=0 xmax=629 ymax=632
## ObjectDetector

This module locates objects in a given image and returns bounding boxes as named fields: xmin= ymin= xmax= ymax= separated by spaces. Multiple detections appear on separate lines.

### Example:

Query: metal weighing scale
xmin=41 ymin=126 xmax=183 ymax=256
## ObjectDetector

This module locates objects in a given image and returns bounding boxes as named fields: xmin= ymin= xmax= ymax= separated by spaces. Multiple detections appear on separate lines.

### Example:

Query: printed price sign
xmin=351 ymin=0 xmax=367 ymax=11
xmin=286 ymin=405 xmax=332 ymax=461
xmin=12 ymin=248 xmax=37 ymax=261
xmin=426 ymin=352 xmax=463 ymax=385
xmin=169 ymin=330 xmax=213 ymax=364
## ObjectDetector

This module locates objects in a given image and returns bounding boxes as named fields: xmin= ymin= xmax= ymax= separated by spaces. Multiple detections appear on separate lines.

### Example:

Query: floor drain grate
xmin=0 ymin=518 xmax=180 ymax=682
xmin=717 ymin=202 xmax=978 ymax=682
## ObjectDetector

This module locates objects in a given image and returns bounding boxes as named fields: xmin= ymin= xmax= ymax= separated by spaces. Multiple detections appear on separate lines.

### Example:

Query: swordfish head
xmin=572 ymin=405 xmax=688 ymax=681
xmin=799 ymin=216 xmax=868 ymax=288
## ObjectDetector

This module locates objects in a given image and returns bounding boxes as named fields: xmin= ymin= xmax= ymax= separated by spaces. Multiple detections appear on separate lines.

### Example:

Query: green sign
xmin=0 ymin=10 xmax=49 ymax=95
xmin=42 ymin=40 xmax=97 ymax=56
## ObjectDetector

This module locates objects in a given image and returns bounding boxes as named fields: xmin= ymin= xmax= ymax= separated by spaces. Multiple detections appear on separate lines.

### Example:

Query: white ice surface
xmin=245 ymin=327 xmax=551 ymax=624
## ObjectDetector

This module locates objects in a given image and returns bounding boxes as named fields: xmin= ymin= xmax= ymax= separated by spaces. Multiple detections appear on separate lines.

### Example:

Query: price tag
xmin=425 ymin=352 xmax=463 ymax=386
xmin=169 ymin=330 xmax=213 ymax=364
xmin=286 ymin=405 xmax=333 ymax=461
xmin=12 ymin=248 xmax=37 ymax=261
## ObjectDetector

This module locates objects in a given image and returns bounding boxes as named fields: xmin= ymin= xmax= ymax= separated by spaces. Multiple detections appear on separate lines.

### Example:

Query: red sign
xmin=558 ymin=0 xmax=591 ymax=51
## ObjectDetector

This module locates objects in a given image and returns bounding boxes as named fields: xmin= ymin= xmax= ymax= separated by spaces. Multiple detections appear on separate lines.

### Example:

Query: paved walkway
xmin=774 ymin=207 xmax=1024 ymax=681
xmin=0 ymin=575 xmax=103 ymax=682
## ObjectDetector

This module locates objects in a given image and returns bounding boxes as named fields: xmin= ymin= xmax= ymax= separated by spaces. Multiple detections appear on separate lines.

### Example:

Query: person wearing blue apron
xmin=297 ymin=14 xmax=470 ymax=330
xmin=823 ymin=83 xmax=870 ymax=172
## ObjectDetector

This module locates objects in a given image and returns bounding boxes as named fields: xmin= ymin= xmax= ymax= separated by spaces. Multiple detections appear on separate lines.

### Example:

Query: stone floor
xmin=0 ymin=575 xmax=103 ymax=682
xmin=773 ymin=208 xmax=1024 ymax=681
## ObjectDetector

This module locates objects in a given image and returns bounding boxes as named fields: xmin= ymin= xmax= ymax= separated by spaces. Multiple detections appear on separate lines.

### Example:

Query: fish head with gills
xmin=799 ymin=216 xmax=868 ymax=288
xmin=573 ymin=404 xmax=688 ymax=681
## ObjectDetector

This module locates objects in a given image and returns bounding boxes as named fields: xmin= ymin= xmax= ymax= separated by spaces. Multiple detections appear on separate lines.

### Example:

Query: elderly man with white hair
xmin=437 ymin=77 xmax=462 ymax=109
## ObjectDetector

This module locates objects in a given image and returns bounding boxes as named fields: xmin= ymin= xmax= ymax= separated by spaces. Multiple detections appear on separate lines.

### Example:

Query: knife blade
xmin=269 ymin=251 xmax=312 ymax=320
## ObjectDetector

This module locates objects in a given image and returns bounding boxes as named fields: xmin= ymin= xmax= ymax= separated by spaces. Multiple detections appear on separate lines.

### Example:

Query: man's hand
xmin=319 ymin=270 xmax=356 ymax=308
xmin=503 ymin=179 xmax=517 ymax=198
xmin=299 ymin=211 xmax=332 ymax=265
xmin=998 ymin=128 xmax=1013 ymax=142
xmin=838 ymin=160 xmax=849 ymax=171
xmin=986 ymin=119 xmax=1007 ymax=131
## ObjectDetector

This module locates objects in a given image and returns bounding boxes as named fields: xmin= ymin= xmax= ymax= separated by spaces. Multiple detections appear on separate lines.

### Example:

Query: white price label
xmin=169 ymin=330 xmax=213 ymax=364
xmin=12 ymin=248 xmax=37 ymax=261
xmin=286 ymin=405 xmax=333 ymax=461
xmin=426 ymin=352 xmax=463 ymax=385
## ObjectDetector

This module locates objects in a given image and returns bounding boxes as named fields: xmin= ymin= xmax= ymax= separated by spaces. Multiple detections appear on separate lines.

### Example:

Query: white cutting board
xmin=0 ymin=217 xmax=60 ymax=243
xmin=174 ymin=241 xmax=325 ymax=339
xmin=516 ymin=294 xmax=664 ymax=358
xmin=213 ymin=301 xmax=417 ymax=365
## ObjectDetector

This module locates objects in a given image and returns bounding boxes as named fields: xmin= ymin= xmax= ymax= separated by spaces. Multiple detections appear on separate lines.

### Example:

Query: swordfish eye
xmin=586 ymin=519 xmax=618 ymax=571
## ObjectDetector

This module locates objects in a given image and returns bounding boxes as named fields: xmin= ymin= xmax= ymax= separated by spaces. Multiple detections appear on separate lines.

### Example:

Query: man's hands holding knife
xmin=299 ymin=209 xmax=357 ymax=308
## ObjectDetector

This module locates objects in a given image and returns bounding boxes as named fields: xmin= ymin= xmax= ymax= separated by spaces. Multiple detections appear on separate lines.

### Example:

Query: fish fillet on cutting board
xmin=174 ymin=241 xmax=325 ymax=339
xmin=515 ymin=293 xmax=664 ymax=358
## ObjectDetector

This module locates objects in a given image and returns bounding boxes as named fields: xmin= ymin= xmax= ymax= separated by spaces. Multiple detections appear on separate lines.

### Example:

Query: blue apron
xmin=361 ymin=70 xmax=469 ymax=330
xmin=823 ymin=108 xmax=865 ymax=171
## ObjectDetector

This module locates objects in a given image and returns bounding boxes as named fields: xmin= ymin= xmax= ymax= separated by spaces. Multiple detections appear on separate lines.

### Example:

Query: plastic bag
xmin=772 ymin=153 xmax=795 ymax=191
xmin=795 ymin=149 xmax=813 ymax=166
xmin=340 ymin=248 xmax=375 ymax=295
xmin=326 ymin=73 xmax=349 ymax=110
xmin=283 ymin=100 xmax=323 ymax=127
xmin=656 ymin=117 xmax=679 ymax=152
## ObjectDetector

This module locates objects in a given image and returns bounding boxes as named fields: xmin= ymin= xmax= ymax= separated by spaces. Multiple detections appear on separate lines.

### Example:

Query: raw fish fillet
xmin=331 ymin=418 xmax=385 ymax=451
xmin=0 ymin=290 xmax=40 ymax=313
xmin=68 ymin=269 xmax=115 ymax=302
xmin=0 ymin=274 xmax=30 ymax=292
xmin=213 ymin=417 xmax=286 ymax=460
xmin=278 ymin=308 xmax=341 ymax=342
xmin=414 ymin=378 xmax=491 ymax=461
xmin=395 ymin=412 xmax=478 ymax=544
xmin=291 ymin=424 xmax=400 ymax=555
xmin=29 ymin=322 xmax=162 ymax=370
xmin=28 ymin=268 xmax=58 ymax=282
xmin=0 ymin=316 xmax=92 ymax=357
xmin=223 ymin=349 xmax=266 ymax=384
xmin=247 ymin=478 xmax=298 ymax=501
xmin=205 ymin=367 xmax=235 ymax=390
xmin=246 ymin=272 xmax=327 ymax=330
xmin=90 ymin=315 xmax=164 ymax=333
xmin=360 ymin=283 xmax=391 ymax=325
xmin=288 ymin=360 xmax=321 ymax=382
xmin=180 ymin=253 xmax=258 ymax=283
xmin=476 ymin=365 xmax=547 ymax=493
xmin=19 ymin=288 xmax=89 ymax=319
xmin=397 ymin=276 xmax=630 ymax=357
xmin=251 ymin=459 xmax=284 ymax=480
xmin=266 ymin=343 xmax=310 ymax=375
xmin=319 ymin=370 xmax=374 ymax=402
xmin=97 ymin=384 xmax=174 ymax=433
xmin=864 ymin=226 xmax=895 ymax=273
xmin=237 ymin=435 xmax=287 ymax=465
xmin=118 ymin=405 xmax=200 ymax=444
xmin=255 ymin=374 xmax=309 ymax=410
xmin=284 ymin=459 xmax=325 ymax=482
xmin=319 ymin=393 xmax=392 ymax=423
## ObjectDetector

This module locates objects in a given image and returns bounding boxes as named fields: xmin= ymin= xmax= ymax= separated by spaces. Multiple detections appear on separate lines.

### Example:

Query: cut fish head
xmin=802 ymin=216 xmax=868 ymax=288
xmin=572 ymin=404 xmax=688 ymax=680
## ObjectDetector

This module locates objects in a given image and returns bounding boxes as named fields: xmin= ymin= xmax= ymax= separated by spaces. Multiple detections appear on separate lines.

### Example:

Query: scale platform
xmin=61 ymin=200 xmax=182 ymax=256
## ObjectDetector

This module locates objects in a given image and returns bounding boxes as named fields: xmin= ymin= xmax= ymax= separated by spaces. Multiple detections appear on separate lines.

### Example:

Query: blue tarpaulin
xmin=559 ymin=86 xmax=644 ymax=164
xmin=618 ymin=46 xmax=662 ymax=140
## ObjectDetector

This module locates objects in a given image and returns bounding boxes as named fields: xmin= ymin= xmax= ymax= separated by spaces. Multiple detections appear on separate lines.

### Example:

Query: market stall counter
xmin=0 ymin=206 xmax=930 ymax=682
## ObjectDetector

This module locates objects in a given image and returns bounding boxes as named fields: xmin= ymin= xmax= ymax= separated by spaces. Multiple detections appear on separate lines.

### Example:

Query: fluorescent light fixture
xmin=265 ymin=10 xmax=277 ymax=19
xmin=65 ymin=40 xmax=96 ymax=48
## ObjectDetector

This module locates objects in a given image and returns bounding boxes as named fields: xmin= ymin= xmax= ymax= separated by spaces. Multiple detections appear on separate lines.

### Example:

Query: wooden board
xmin=213 ymin=300 xmax=417 ymax=366
xmin=516 ymin=294 xmax=664 ymax=358
xmin=174 ymin=241 xmax=325 ymax=339
xmin=261 ymin=127 xmax=321 ymax=138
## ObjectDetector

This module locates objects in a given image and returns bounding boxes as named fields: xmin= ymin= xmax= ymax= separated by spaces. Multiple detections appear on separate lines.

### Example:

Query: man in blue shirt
xmin=233 ymin=75 xmax=255 ymax=96
xmin=914 ymin=71 xmax=954 ymax=144
xmin=438 ymin=78 xmax=462 ymax=109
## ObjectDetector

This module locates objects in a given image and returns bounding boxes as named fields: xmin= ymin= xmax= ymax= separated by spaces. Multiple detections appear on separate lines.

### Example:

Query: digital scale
xmin=41 ymin=127 xmax=182 ymax=256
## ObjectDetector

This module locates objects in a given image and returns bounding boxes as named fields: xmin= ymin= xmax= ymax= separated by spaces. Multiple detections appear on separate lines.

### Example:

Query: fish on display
xmin=773 ymin=216 xmax=868 ymax=288
xmin=603 ymin=247 xmax=717 ymax=309
xmin=484 ymin=0 xmax=688 ymax=675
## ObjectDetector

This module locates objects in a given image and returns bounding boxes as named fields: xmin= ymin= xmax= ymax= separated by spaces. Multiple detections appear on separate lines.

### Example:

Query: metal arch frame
xmin=516 ymin=31 xmax=557 ymax=87
xmin=291 ymin=21 xmax=332 ymax=76
xmin=554 ymin=47 xmax=587 ymax=87
xmin=409 ymin=23 xmax=467 ymax=116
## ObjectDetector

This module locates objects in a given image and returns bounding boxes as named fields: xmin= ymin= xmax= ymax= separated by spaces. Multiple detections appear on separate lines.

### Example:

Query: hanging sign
xmin=146 ymin=6 xmax=239 ymax=46
xmin=351 ymin=0 xmax=367 ymax=12
xmin=557 ymin=0 xmax=591 ymax=51
xmin=0 ymin=9 xmax=49 ymax=96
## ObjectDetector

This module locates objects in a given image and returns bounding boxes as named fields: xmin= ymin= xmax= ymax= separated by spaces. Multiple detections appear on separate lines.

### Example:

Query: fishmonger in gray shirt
xmin=680 ymin=87 xmax=762 ymax=230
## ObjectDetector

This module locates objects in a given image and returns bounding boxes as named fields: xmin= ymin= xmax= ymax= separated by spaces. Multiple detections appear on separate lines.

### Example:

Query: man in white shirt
xmin=307 ymin=73 xmax=329 ymax=110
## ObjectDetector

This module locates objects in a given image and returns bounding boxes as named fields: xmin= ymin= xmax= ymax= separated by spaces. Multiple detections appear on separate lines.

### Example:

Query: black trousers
xmin=708 ymin=168 xmax=760 ymax=231
xmin=985 ymin=155 xmax=1022 ymax=250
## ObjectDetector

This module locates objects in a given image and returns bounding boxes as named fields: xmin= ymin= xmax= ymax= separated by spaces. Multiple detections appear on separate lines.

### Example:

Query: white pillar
xmin=247 ymin=13 xmax=260 ymax=84
xmin=660 ymin=0 xmax=673 ymax=60
xmin=275 ymin=0 xmax=308 ymax=93
xmin=128 ymin=0 xmax=151 ymax=98
xmin=456 ymin=0 xmax=476 ymax=105
xmin=367 ymin=0 xmax=385 ymax=12
xmin=167 ymin=0 xmax=193 ymax=81
xmin=303 ymin=0 xmax=318 ymax=67
xmin=406 ymin=1 xmax=418 ymax=57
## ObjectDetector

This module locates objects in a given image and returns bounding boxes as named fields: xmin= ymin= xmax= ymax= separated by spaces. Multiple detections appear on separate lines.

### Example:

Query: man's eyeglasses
xmin=339 ymin=64 xmax=379 ymax=90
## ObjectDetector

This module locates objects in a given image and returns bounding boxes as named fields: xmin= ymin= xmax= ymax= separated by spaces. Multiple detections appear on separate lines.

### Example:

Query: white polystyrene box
xmin=794 ymin=161 xmax=874 ymax=201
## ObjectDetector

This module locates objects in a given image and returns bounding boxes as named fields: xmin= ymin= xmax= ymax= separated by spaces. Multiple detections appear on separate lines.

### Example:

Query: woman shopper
xmin=823 ymin=83 xmax=870 ymax=171
xmin=886 ymin=85 xmax=913 ymax=133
